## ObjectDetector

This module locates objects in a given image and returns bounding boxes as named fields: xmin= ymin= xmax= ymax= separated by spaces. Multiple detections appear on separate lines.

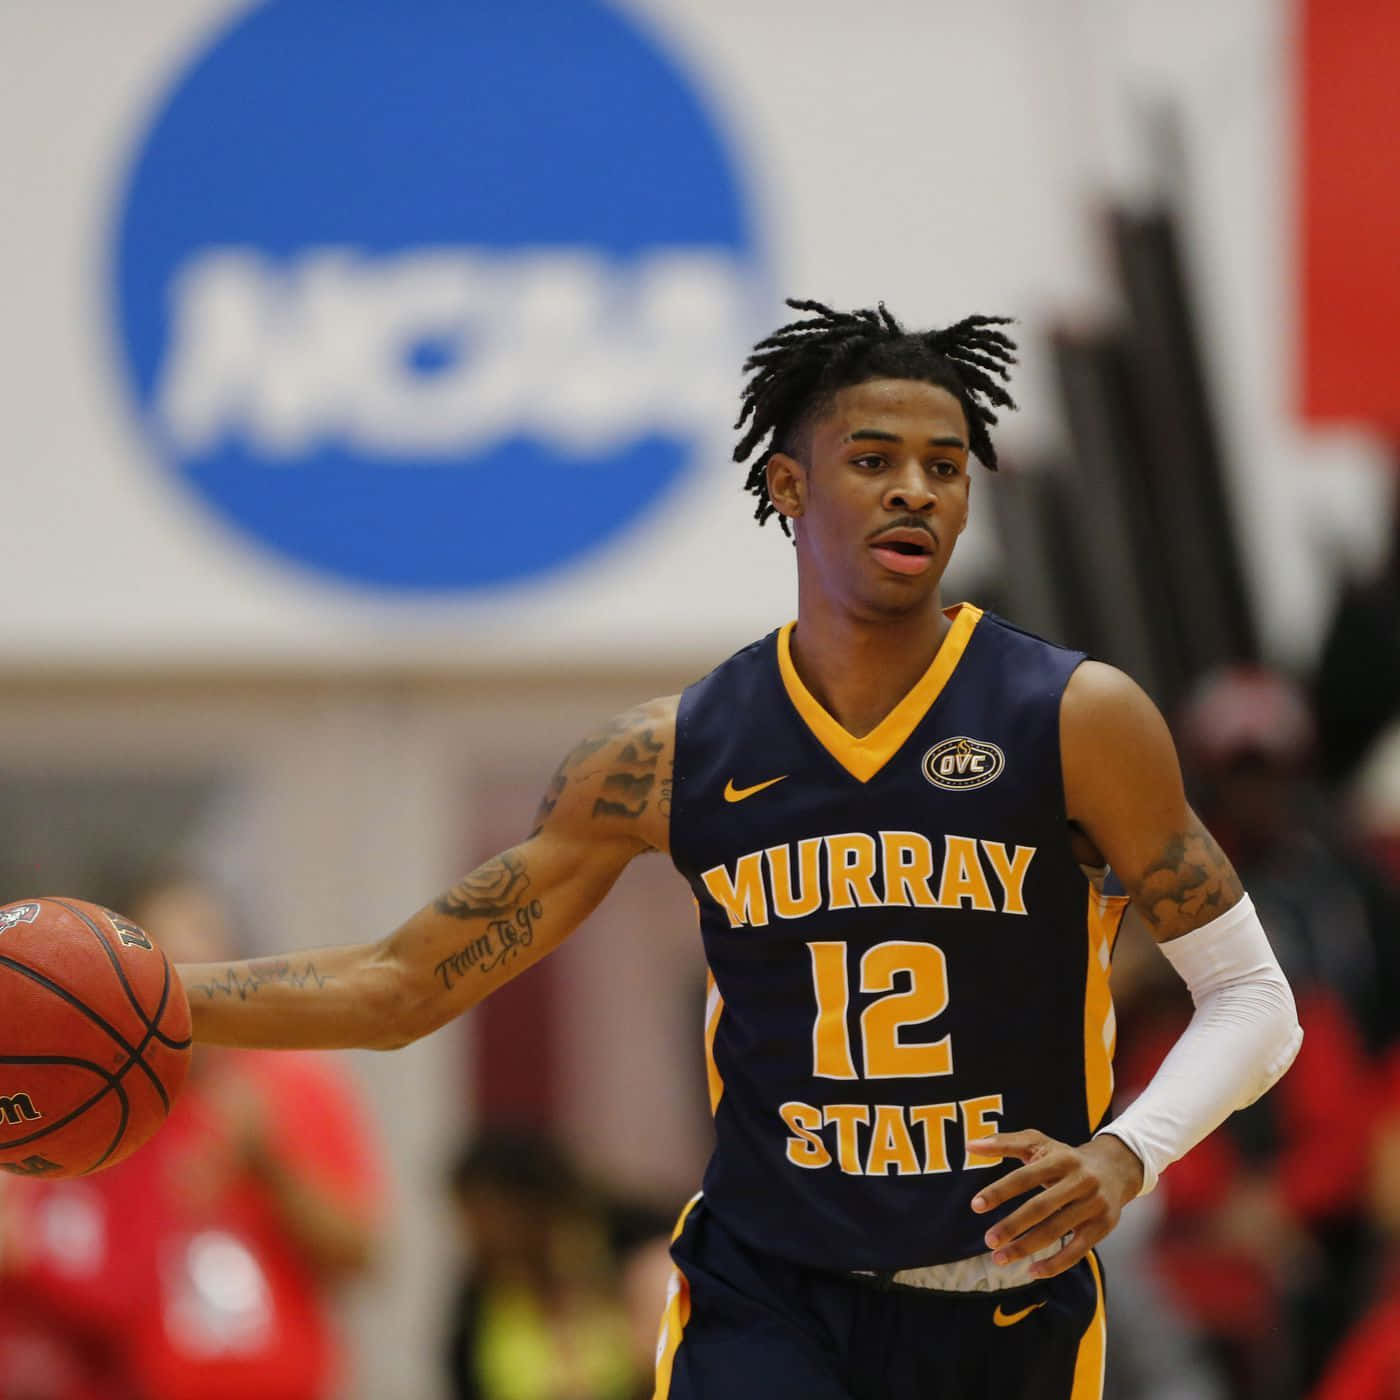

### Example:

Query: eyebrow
xmin=848 ymin=429 xmax=968 ymax=449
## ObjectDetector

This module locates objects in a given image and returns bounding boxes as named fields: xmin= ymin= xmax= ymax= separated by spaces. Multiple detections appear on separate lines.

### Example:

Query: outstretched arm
xmin=179 ymin=697 xmax=677 ymax=1051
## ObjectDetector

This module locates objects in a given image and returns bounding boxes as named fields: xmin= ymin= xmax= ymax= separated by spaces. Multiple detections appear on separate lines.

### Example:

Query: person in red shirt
xmin=1309 ymin=1045 xmax=1400 ymax=1400
xmin=0 ymin=872 xmax=388 ymax=1400
xmin=1108 ymin=671 xmax=1382 ymax=1397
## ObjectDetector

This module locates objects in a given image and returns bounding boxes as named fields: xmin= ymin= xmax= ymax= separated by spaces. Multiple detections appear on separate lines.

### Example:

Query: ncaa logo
xmin=922 ymin=737 xmax=1005 ymax=791
xmin=111 ymin=0 xmax=765 ymax=592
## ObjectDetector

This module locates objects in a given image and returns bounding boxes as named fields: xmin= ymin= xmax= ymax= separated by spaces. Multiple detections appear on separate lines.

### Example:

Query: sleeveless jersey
xmin=669 ymin=604 xmax=1129 ymax=1271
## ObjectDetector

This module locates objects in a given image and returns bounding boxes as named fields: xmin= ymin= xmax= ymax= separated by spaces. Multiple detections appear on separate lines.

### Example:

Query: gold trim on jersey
xmin=1084 ymin=881 xmax=1129 ymax=1131
xmin=1070 ymin=1251 xmax=1108 ymax=1399
xmin=652 ymin=1194 xmax=702 ymax=1400
xmin=776 ymin=604 xmax=983 ymax=782
xmin=703 ymin=971 xmax=725 ymax=1114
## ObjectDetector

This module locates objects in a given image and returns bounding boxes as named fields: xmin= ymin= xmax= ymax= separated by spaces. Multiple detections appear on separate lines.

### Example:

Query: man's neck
xmin=788 ymin=592 xmax=954 ymax=738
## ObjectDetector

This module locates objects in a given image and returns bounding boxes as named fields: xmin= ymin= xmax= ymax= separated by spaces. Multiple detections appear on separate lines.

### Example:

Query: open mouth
xmin=869 ymin=529 xmax=936 ymax=575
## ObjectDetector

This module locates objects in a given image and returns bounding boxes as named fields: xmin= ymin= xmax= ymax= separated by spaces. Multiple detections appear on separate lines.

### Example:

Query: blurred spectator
xmin=1109 ymin=668 xmax=1396 ymax=1398
xmin=1178 ymin=666 xmax=1400 ymax=1049
xmin=1308 ymin=1297 xmax=1400 ymax=1400
xmin=1351 ymin=720 xmax=1400 ymax=890
xmin=1097 ymin=1182 xmax=1228 ymax=1400
xmin=0 ymin=871 xmax=387 ymax=1400
xmin=599 ymin=1196 xmax=680 ymax=1400
xmin=1309 ymin=1044 xmax=1400 ymax=1399
xmin=445 ymin=1129 xmax=636 ymax=1400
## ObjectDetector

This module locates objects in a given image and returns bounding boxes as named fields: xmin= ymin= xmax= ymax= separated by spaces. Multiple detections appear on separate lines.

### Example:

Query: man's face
xmin=768 ymin=378 xmax=972 ymax=618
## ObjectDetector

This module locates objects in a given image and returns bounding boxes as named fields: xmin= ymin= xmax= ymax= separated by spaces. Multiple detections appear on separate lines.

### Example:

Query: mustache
xmin=866 ymin=516 xmax=937 ymax=543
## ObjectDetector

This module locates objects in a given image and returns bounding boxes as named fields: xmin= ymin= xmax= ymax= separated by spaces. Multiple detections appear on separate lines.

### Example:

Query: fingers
xmin=991 ymin=1190 xmax=1105 ymax=1270
xmin=967 ymin=1130 xmax=1125 ymax=1280
xmin=969 ymin=1133 xmax=1060 ymax=1214
xmin=969 ymin=1130 xmax=1049 ymax=1165
xmin=982 ymin=1175 xmax=1086 ymax=1258
xmin=1022 ymin=1222 xmax=1099 ymax=1280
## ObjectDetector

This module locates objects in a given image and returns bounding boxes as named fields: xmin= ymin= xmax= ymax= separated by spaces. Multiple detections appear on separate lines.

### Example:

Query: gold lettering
xmin=859 ymin=941 xmax=953 ymax=1078
xmin=865 ymin=1103 xmax=921 ymax=1176
xmin=909 ymin=1102 xmax=958 ymax=1173
xmin=980 ymin=842 xmax=1035 ymax=915
xmin=825 ymin=834 xmax=882 ymax=910
xmin=960 ymin=1094 xmax=1005 ymax=1168
xmin=823 ymin=1104 xmax=870 ymax=1174
xmin=880 ymin=831 xmax=938 ymax=907
xmin=767 ymin=839 xmax=823 ymax=919
xmin=780 ymin=1101 xmax=832 ymax=1169
xmin=808 ymin=943 xmax=858 ymax=1079
xmin=937 ymin=835 xmax=995 ymax=911
xmin=701 ymin=853 xmax=769 ymax=928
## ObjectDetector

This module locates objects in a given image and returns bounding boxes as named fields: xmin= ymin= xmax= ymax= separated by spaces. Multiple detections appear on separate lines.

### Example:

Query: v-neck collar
xmin=775 ymin=603 xmax=983 ymax=783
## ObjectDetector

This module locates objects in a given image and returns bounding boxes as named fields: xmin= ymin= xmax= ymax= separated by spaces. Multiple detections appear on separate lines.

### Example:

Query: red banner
xmin=1300 ymin=0 xmax=1400 ymax=434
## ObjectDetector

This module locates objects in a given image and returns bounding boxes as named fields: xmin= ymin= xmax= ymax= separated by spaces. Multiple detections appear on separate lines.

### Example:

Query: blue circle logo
xmin=112 ymin=0 xmax=763 ymax=593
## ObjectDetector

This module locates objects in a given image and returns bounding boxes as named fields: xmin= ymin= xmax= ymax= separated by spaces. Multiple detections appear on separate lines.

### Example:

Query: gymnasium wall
xmin=1 ymin=0 xmax=1392 ymax=675
xmin=3 ymin=5 xmax=1399 ymax=1400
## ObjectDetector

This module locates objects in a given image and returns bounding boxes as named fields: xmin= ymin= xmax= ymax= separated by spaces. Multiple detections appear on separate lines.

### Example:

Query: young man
xmin=180 ymin=300 xmax=1303 ymax=1400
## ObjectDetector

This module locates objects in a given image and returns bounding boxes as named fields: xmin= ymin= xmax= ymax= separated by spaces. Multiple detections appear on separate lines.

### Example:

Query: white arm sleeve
xmin=1095 ymin=895 xmax=1303 ymax=1196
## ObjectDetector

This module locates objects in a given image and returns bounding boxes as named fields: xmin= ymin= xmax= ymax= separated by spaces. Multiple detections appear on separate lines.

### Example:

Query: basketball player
xmin=178 ymin=301 xmax=1303 ymax=1399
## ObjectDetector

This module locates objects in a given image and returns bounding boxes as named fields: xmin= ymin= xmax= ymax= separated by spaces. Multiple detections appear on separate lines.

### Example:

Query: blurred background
xmin=0 ymin=0 xmax=1397 ymax=1396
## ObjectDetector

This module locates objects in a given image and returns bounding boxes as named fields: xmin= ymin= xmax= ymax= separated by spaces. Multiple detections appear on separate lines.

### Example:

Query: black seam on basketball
xmin=0 ymin=954 xmax=169 ymax=1108
xmin=54 ymin=898 xmax=189 ymax=1050
xmin=122 ymin=1013 xmax=171 ymax=1112
xmin=0 ymin=1054 xmax=127 ymax=1153
xmin=150 ymin=947 xmax=193 ymax=1050
xmin=88 ymin=1079 xmax=131 ymax=1174
xmin=52 ymin=897 xmax=153 ymax=1028
xmin=0 ymin=1022 xmax=171 ymax=1160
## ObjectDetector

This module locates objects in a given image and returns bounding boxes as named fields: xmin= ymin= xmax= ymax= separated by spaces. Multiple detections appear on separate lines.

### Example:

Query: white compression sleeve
xmin=1096 ymin=895 xmax=1303 ymax=1196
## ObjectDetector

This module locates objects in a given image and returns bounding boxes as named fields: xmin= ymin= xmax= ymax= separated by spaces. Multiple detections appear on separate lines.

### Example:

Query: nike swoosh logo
xmin=993 ymin=1301 xmax=1045 ymax=1328
xmin=723 ymin=775 xmax=788 ymax=803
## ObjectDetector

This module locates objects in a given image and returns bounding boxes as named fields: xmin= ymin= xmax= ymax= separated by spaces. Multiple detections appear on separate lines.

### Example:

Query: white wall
xmin=1 ymin=0 xmax=1390 ymax=673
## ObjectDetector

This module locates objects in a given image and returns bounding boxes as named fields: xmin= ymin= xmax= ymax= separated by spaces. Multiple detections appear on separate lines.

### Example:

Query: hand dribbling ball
xmin=0 ymin=897 xmax=191 ymax=1179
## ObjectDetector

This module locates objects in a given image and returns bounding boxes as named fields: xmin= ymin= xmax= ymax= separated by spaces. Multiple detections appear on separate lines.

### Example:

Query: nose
xmin=882 ymin=461 xmax=936 ymax=514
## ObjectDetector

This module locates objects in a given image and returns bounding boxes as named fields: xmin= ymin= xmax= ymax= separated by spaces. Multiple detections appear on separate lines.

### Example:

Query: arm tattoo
xmin=530 ymin=767 xmax=567 ymax=836
xmin=529 ymin=707 xmax=670 ymax=835
xmin=1135 ymin=824 xmax=1244 ymax=931
xmin=186 ymin=959 xmax=335 ymax=1002
xmin=434 ymin=850 xmax=532 ymax=919
xmin=591 ymin=769 xmax=655 ymax=819
xmin=432 ymin=850 xmax=548 ymax=989
xmin=434 ymin=898 xmax=545 ymax=990
xmin=588 ymin=725 xmax=665 ymax=821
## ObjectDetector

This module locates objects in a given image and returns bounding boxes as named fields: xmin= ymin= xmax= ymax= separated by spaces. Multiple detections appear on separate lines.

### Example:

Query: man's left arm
xmin=969 ymin=661 xmax=1303 ymax=1278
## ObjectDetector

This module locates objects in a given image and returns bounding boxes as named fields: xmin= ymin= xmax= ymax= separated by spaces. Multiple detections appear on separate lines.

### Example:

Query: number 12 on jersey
xmin=808 ymin=940 xmax=953 ymax=1080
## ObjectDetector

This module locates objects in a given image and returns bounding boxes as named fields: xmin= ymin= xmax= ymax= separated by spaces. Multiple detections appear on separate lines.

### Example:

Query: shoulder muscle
xmin=531 ymin=695 xmax=678 ymax=856
xmin=1062 ymin=662 xmax=1243 ymax=941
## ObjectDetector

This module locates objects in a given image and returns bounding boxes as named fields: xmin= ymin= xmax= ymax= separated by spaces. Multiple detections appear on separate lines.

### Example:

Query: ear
xmin=766 ymin=452 xmax=806 ymax=521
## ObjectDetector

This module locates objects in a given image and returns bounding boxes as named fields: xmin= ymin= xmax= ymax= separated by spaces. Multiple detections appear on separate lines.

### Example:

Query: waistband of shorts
xmin=845 ymin=1235 xmax=1067 ymax=1295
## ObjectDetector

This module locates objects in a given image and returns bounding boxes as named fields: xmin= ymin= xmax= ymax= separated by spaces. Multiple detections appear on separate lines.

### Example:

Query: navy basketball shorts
xmin=654 ymin=1197 xmax=1105 ymax=1400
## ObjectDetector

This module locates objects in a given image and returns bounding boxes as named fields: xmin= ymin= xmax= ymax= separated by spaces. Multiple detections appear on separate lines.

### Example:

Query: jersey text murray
xmin=700 ymin=831 xmax=1037 ymax=928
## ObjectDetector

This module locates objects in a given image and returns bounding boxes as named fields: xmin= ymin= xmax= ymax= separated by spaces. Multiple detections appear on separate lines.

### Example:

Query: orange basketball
xmin=0 ymin=896 xmax=191 ymax=1180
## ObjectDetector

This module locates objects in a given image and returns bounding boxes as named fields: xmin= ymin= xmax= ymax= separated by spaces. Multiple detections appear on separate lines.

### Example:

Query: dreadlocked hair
xmin=734 ymin=298 xmax=1018 ymax=533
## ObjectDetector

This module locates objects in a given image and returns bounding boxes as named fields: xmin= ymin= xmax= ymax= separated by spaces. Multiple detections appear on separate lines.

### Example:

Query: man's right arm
xmin=178 ymin=696 xmax=677 ymax=1051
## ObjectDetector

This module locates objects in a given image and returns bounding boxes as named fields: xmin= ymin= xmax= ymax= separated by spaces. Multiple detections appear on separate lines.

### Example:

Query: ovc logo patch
xmin=111 ymin=0 xmax=765 ymax=592
xmin=922 ymin=738 xmax=1006 ymax=791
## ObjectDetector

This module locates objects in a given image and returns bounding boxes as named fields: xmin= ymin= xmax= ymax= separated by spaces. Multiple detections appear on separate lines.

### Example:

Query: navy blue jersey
xmin=669 ymin=605 xmax=1129 ymax=1271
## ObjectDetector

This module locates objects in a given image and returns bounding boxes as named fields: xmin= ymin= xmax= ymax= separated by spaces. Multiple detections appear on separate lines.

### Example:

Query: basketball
xmin=0 ymin=896 xmax=191 ymax=1180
